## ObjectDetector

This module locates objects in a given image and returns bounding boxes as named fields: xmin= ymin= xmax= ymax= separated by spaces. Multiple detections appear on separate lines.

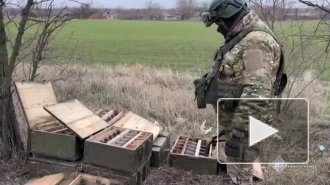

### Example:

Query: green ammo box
xmin=169 ymin=135 xmax=218 ymax=175
xmin=39 ymin=99 xmax=124 ymax=161
xmin=14 ymin=82 xmax=85 ymax=161
xmin=28 ymin=157 xmax=81 ymax=179
xmin=84 ymin=126 xmax=153 ymax=174
xmin=82 ymin=158 xmax=151 ymax=185
xmin=150 ymin=132 xmax=171 ymax=168
xmin=30 ymin=122 xmax=84 ymax=161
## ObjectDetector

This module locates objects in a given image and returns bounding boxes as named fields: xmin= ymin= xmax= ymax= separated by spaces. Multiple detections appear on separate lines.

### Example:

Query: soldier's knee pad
xmin=225 ymin=129 xmax=259 ymax=162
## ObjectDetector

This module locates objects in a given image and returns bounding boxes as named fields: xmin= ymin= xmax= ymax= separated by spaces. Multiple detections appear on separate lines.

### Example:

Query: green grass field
xmin=52 ymin=19 xmax=223 ymax=73
xmin=14 ymin=19 xmax=330 ymax=77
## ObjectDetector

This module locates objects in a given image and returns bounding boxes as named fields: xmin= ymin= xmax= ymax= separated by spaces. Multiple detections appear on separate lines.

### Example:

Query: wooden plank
xmin=113 ymin=111 xmax=162 ymax=141
xmin=14 ymin=82 xmax=58 ymax=129
xmin=181 ymin=138 xmax=189 ymax=155
xmin=195 ymin=140 xmax=202 ymax=156
xmin=25 ymin=173 xmax=65 ymax=185
xmin=44 ymin=99 xmax=109 ymax=139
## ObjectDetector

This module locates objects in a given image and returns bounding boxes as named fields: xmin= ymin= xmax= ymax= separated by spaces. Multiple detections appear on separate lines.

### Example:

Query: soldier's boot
xmin=227 ymin=162 xmax=254 ymax=185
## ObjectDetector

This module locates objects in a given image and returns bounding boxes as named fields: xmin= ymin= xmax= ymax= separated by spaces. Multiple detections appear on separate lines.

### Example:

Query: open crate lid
xmin=14 ymin=81 xmax=59 ymax=129
xmin=43 ymin=99 xmax=109 ymax=140
xmin=24 ymin=173 xmax=69 ymax=185
xmin=112 ymin=111 xmax=162 ymax=141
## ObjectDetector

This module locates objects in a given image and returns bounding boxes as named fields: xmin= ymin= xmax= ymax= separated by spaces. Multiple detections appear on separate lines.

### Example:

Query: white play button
xmin=249 ymin=116 xmax=279 ymax=147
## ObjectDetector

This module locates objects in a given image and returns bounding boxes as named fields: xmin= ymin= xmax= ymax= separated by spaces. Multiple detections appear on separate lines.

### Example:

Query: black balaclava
xmin=216 ymin=4 xmax=249 ymax=41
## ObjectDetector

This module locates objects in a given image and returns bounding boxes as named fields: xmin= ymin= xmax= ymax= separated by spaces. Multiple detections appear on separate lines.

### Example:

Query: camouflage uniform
xmin=213 ymin=10 xmax=281 ymax=184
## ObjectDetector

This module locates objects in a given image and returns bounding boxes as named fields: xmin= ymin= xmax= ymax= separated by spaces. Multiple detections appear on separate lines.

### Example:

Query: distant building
xmin=189 ymin=12 xmax=201 ymax=21
xmin=285 ymin=8 xmax=320 ymax=20
xmin=162 ymin=10 xmax=180 ymax=21
xmin=104 ymin=10 xmax=117 ymax=20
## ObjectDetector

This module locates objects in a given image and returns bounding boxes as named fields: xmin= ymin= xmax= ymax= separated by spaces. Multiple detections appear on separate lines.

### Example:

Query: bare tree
xmin=250 ymin=0 xmax=290 ymax=30
xmin=299 ymin=0 xmax=330 ymax=14
xmin=145 ymin=0 xmax=162 ymax=20
xmin=0 ymin=0 xmax=35 ymax=159
xmin=250 ymin=1 xmax=330 ymax=115
xmin=176 ymin=0 xmax=197 ymax=20
xmin=26 ymin=1 xmax=78 ymax=81
xmin=0 ymin=0 xmax=86 ymax=159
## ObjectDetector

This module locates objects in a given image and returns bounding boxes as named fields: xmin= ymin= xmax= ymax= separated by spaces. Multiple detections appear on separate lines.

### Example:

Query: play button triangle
xmin=249 ymin=116 xmax=279 ymax=147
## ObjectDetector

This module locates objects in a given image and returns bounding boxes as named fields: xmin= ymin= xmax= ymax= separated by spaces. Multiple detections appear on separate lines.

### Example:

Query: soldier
xmin=194 ymin=0 xmax=287 ymax=184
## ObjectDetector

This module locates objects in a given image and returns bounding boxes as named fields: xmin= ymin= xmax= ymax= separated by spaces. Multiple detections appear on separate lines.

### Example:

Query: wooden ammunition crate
xmin=60 ymin=172 xmax=123 ymax=185
xmin=29 ymin=157 xmax=81 ymax=179
xmin=30 ymin=122 xmax=83 ymax=161
xmin=98 ymin=110 xmax=162 ymax=142
xmin=169 ymin=136 xmax=218 ymax=175
xmin=37 ymin=99 xmax=125 ymax=161
xmin=14 ymin=82 xmax=86 ymax=161
xmin=150 ymin=132 xmax=170 ymax=168
xmin=84 ymin=126 xmax=153 ymax=174
xmin=83 ymin=158 xmax=151 ymax=185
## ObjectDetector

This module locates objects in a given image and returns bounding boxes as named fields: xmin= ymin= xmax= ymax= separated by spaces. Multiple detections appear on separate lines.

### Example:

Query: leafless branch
xmin=299 ymin=0 xmax=330 ymax=14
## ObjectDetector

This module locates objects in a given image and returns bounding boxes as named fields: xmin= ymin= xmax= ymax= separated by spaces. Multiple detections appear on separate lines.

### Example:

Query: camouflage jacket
xmin=218 ymin=10 xmax=281 ymax=131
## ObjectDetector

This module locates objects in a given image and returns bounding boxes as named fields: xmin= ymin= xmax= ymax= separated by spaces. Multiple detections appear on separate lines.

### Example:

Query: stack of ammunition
xmin=97 ymin=109 xmax=171 ymax=169
xmin=15 ymin=82 xmax=168 ymax=185
xmin=169 ymin=136 xmax=219 ymax=175
xmin=83 ymin=126 xmax=153 ymax=185
xmin=96 ymin=109 xmax=126 ymax=125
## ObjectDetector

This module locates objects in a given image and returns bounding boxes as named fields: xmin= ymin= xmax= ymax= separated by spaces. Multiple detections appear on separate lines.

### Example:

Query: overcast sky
xmin=60 ymin=0 xmax=322 ymax=9
xmin=64 ymin=0 xmax=206 ymax=9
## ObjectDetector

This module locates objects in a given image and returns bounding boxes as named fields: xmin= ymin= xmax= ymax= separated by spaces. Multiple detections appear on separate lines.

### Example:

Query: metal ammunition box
xmin=29 ymin=157 xmax=81 ymax=179
xmin=82 ymin=158 xmax=150 ymax=185
xmin=60 ymin=172 xmax=123 ymax=185
xmin=150 ymin=132 xmax=170 ymax=168
xmin=84 ymin=126 xmax=153 ymax=174
xmin=30 ymin=122 xmax=83 ymax=161
xmin=169 ymin=136 xmax=218 ymax=175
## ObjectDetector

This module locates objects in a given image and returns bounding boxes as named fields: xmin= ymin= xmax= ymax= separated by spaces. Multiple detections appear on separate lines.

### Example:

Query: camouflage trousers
xmin=213 ymin=104 xmax=259 ymax=185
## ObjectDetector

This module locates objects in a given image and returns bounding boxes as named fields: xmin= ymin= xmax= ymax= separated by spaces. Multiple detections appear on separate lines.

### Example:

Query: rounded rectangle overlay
xmin=216 ymin=97 xmax=309 ymax=165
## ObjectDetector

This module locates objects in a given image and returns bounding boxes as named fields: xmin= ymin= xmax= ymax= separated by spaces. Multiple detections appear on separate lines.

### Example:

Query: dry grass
xmin=3 ymin=63 xmax=330 ymax=185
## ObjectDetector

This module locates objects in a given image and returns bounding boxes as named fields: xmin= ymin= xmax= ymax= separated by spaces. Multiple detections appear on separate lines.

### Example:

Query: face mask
xmin=216 ymin=20 xmax=229 ymax=37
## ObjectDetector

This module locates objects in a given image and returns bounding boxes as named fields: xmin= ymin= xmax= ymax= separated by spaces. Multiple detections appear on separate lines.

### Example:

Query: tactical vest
xmin=193 ymin=26 xmax=287 ymax=109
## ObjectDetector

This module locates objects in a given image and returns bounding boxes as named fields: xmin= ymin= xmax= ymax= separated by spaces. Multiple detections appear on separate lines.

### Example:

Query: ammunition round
xmin=186 ymin=146 xmax=196 ymax=150
xmin=117 ymin=130 xmax=121 ymax=134
xmin=185 ymin=151 xmax=194 ymax=155
xmin=186 ymin=148 xmax=195 ymax=153
xmin=104 ymin=138 xmax=109 ymax=142
xmin=113 ymin=132 xmax=117 ymax=137
xmin=117 ymin=142 xmax=125 ymax=145
xmin=108 ymin=136 xmax=113 ymax=140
